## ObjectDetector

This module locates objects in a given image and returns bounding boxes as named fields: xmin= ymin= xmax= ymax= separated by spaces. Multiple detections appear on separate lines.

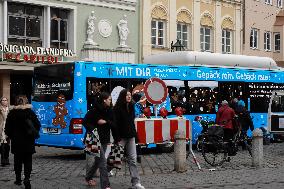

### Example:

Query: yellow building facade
xmin=139 ymin=0 xmax=242 ymax=62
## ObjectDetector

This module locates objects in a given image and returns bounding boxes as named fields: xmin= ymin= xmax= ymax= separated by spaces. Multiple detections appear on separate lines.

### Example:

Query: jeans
xmin=86 ymin=144 xmax=110 ymax=189
xmin=120 ymin=137 xmax=140 ymax=186
xmin=14 ymin=153 xmax=32 ymax=181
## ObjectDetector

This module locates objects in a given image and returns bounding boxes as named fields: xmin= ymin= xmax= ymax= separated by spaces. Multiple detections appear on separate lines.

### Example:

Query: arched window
xmin=177 ymin=10 xmax=192 ymax=50
xmin=200 ymin=13 xmax=214 ymax=52
xmin=151 ymin=6 xmax=168 ymax=47
xmin=221 ymin=17 xmax=234 ymax=54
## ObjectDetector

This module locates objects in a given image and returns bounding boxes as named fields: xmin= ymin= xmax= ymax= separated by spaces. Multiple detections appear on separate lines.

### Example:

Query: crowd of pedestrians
xmin=0 ymin=89 xmax=255 ymax=189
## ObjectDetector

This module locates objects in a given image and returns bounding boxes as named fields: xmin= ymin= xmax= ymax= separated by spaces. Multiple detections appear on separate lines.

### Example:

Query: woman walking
xmin=0 ymin=97 xmax=11 ymax=166
xmin=83 ymin=92 xmax=118 ymax=189
xmin=5 ymin=95 xmax=41 ymax=189
xmin=113 ymin=89 xmax=145 ymax=189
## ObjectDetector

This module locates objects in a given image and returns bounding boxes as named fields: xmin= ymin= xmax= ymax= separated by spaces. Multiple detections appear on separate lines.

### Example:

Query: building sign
xmin=83 ymin=63 xmax=283 ymax=83
xmin=0 ymin=43 xmax=74 ymax=64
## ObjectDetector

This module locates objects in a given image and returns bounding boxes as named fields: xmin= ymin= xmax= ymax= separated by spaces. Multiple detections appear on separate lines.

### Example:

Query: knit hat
xmin=238 ymin=100 xmax=245 ymax=107
xmin=221 ymin=100 xmax=228 ymax=105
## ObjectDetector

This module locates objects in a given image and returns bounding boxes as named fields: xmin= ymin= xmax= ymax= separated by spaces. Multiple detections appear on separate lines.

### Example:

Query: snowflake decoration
xmin=78 ymin=98 xmax=83 ymax=103
xmin=76 ymin=72 xmax=82 ymax=77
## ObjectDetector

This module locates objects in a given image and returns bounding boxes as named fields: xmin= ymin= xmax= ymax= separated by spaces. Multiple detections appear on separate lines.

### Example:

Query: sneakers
xmin=133 ymin=183 xmax=145 ymax=189
xmin=108 ymin=170 xmax=114 ymax=177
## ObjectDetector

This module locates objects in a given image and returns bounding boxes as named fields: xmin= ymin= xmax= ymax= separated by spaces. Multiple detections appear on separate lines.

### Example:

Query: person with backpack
xmin=235 ymin=100 xmax=254 ymax=148
xmin=4 ymin=95 xmax=41 ymax=189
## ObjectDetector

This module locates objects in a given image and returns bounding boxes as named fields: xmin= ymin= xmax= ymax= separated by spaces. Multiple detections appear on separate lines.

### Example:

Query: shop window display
xmin=8 ymin=2 xmax=42 ymax=48
xmin=51 ymin=8 xmax=69 ymax=49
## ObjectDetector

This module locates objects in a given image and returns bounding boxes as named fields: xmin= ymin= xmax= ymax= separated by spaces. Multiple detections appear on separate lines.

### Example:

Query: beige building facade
xmin=243 ymin=0 xmax=284 ymax=66
xmin=139 ymin=0 xmax=242 ymax=62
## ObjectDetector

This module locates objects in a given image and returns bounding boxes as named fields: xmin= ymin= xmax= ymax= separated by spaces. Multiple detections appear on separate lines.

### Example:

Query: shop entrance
xmin=10 ymin=72 xmax=32 ymax=105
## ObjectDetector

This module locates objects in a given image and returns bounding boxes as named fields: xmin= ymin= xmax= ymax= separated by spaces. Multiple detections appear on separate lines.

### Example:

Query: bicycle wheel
xmin=201 ymin=136 xmax=228 ymax=167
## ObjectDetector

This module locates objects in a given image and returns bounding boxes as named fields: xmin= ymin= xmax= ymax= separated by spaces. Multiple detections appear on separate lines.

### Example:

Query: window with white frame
xmin=177 ymin=22 xmax=189 ymax=49
xmin=264 ymin=31 xmax=271 ymax=51
xmin=8 ymin=2 xmax=43 ymax=48
xmin=200 ymin=27 xmax=212 ymax=52
xmin=50 ymin=8 xmax=69 ymax=49
xmin=250 ymin=28 xmax=258 ymax=49
xmin=222 ymin=29 xmax=232 ymax=54
xmin=265 ymin=0 xmax=272 ymax=5
xmin=151 ymin=20 xmax=165 ymax=47
xmin=274 ymin=33 xmax=281 ymax=51
xmin=277 ymin=0 xmax=283 ymax=7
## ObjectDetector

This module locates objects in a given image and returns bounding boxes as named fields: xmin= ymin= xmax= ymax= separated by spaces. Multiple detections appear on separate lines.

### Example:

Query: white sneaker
xmin=108 ymin=170 xmax=114 ymax=177
xmin=133 ymin=183 xmax=145 ymax=189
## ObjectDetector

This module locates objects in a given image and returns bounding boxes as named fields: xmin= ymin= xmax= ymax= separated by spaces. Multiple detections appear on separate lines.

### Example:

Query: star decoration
xmin=78 ymin=98 xmax=83 ymax=103
xmin=107 ymin=67 xmax=115 ymax=76
xmin=76 ymin=72 xmax=82 ymax=77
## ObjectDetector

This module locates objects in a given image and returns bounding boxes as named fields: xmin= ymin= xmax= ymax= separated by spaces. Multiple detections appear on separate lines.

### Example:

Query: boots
xmin=14 ymin=174 xmax=22 ymax=185
xmin=23 ymin=179 xmax=31 ymax=189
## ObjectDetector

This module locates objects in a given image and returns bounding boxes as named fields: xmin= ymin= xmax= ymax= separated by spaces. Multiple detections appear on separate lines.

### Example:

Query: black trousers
xmin=1 ymin=143 xmax=10 ymax=163
xmin=14 ymin=153 xmax=33 ymax=181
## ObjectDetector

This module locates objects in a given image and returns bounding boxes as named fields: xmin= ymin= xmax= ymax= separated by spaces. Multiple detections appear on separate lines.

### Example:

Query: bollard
xmin=252 ymin=128 xmax=264 ymax=168
xmin=174 ymin=130 xmax=187 ymax=172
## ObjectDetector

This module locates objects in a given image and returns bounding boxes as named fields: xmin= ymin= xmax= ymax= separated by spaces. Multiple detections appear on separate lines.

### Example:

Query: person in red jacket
xmin=216 ymin=100 xmax=236 ymax=142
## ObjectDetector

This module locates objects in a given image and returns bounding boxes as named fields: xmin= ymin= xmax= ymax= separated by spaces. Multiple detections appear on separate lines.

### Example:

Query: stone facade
xmin=0 ymin=0 xmax=138 ymax=103
xmin=139 ymin=0 xmax=242 ymax=62
xmin=243 ymin=0 xmax=284 ymax=67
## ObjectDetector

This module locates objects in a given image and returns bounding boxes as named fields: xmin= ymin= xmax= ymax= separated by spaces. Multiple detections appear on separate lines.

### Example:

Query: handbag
xmin=25 ymin=118 xmax=40 ymax=139
xmin=107 ymin=144 xmax=124 ymax=169
xmin=84 ymin=128 xmax=101 ymax=156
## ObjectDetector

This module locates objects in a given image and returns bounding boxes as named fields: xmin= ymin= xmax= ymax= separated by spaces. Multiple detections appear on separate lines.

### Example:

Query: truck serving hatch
xmin=268 ymin=90 xmax=284 ymax=134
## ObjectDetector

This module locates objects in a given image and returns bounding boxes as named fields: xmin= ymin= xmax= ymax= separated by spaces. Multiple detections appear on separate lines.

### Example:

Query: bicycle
xmin=201 ymin=126 xmax=252 ymax=167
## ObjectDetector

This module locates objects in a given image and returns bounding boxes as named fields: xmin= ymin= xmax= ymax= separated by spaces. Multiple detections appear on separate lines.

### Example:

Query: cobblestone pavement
xmin=1 ymin=143 xmax=284 ymax=189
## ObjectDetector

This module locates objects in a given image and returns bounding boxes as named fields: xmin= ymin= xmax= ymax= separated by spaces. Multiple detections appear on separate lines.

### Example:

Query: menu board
xmin=34 ymin=82 xmax=71 ymax=96
xmin=249 ymin=83 xmax=284 ymax=98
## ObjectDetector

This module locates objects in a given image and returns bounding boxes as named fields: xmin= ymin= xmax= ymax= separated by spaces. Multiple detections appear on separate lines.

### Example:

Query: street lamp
xmin=170 ymin=39 xmax=185 ymax=52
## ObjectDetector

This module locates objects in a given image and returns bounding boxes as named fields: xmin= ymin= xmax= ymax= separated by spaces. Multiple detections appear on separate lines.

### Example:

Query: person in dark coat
xmin=235 ymin=100 xmax=254 ymax=148
xmin=5 ymin=95 xmax=40 ymax=189
xmin=113 ymin=89 xmax=145 ymax=189
xmin=83 ymin=92 xmax=119 ymax=189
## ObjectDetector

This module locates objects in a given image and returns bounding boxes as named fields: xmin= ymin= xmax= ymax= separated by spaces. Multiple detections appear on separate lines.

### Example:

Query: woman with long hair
xmin=113 ymin=89 xmax=145 ymax=189
xmin=0 ymin=97 xmax=11 ymax=166
xmin=83 ymin=92 xmax=118 ymax=189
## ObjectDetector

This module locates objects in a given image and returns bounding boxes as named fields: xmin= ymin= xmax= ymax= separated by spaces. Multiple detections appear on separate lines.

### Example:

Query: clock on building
xmin=98 ymin=20 xmax=112 ymax=38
